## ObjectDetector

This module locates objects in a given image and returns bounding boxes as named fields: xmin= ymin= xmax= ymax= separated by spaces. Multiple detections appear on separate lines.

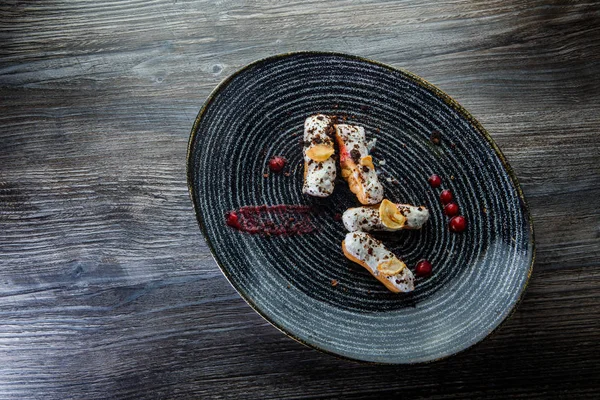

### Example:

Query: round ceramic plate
xmin=187 ymin=52 xmax=534 ymax=364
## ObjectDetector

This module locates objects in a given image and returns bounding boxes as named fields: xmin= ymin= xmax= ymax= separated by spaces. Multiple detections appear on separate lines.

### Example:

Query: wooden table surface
xmin=2 ymin=1 xmax=599 ymax=398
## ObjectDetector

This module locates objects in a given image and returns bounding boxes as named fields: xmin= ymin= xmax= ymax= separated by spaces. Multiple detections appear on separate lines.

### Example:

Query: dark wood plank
xmin=1 ymin=0 xmax=599 ymax=398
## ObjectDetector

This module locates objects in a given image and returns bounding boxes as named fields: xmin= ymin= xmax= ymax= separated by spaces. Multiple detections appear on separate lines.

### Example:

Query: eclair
xmin=335 ymin=124 xmax=383 ymax=205
xmin=342 ymin=231 xmax=414 ymax=293
xmin=343 ymin=199 xmax=429 ymax=232
xmin=303 ymin=115 xmax=336 ymax=197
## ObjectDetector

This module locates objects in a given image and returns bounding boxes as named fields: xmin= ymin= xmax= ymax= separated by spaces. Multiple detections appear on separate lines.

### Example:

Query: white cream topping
xmin=399 ymin=204 xmax=430 ymax=229
xmin=302 ymin=115 xmax=336 ymax=197
xmin=343 ymin=203 xmax=429 ymax=232
xmin=335 ymin=124 xmax=383 ymax=204
xmin=303 ymin=158 xmax=336 ymax=196
xmin=344 ymin=232 xmax=414 ymax=293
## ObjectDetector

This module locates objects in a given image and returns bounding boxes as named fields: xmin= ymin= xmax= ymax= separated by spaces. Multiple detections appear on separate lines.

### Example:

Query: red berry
xmin=444 ymin=202 xmax=459 ymax=217
xmin=415 ymin=260 xmax=432 ymax=277
xmin=440 ymin=189 xmax=453 ymax=204
xmin=226 ymin=212 xmax=240 ymax=229
xmin=449 ymin=215 xmax=467 ymax=232
xmin=428 ymin=174 xmax=442 ymax=188
xmin=268 ymin=156 xmax=286 ymax=172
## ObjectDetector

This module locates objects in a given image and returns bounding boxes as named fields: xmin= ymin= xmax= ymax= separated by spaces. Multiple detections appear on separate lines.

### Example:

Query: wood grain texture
xmin=1 ymin=0 xmax=599 ymax=398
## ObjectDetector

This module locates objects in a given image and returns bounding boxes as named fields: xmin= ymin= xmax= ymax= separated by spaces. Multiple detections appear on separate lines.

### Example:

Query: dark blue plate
xmin=187 ymin=52 xmax=534 ymax=364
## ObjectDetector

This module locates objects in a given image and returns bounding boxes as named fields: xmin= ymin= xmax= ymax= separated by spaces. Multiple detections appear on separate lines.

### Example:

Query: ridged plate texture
xmin=187 ymin=52 xmax=534 ymax=364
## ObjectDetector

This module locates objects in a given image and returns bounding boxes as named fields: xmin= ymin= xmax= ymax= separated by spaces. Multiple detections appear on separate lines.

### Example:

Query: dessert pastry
xmin=342 ymin=231 xmax=415 ymax=293
xmin=303 ymin=114 xmax=336 ymax=197
xmin=343 ymin=199 xmax=429 ymax=232
xmin=334 ymin=124 xmax=383 ymax=204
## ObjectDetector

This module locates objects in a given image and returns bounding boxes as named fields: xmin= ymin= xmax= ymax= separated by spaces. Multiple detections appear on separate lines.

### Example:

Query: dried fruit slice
xmin=306 ymin=144 xmax=335 ymax=162
xmin=359 ymin=155 xmax=374 ymax=169
xmin=377 ymin=258 xmax=405 ymax=276
xmin=379 ymin=199 xmax=406 ymax=229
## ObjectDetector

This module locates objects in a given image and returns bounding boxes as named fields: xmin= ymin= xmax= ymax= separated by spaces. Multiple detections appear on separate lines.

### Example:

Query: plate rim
xmin=186 ymin=51 xmax=536 ymax=364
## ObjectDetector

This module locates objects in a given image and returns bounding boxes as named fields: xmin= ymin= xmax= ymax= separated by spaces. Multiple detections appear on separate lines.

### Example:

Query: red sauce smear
xmin=338 ymin=141 xmax=350 ymax=163
xmin=225 ymin=205 xmax=316 ymax=236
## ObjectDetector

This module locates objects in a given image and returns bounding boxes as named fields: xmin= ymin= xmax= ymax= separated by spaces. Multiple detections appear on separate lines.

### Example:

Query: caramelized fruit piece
xmin=359 ymin=155 xmax=374 ymax=169
xmin=379 ymin=199 xmax=406 ymax=229
xmin=306 ymin=144 xmax=335 ymax=162
xmin=377 ymin=259 xmax=405 ymax=276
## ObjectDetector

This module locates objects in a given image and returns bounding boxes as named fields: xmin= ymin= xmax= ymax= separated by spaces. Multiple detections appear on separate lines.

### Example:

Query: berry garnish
xmin=444 ymin=202 xmax=459 ymax=217
xmin=268 ymin=156 xmax=286 ymax=172
xmin=225 ymin=212 xmax=241 ymax=229
xmin=449 ymin=215 xmax=467 ymax=232
xmin=440 ymin=189 xmax=453 ymax=204
xmin=428 ymin=174 xmax=442 ymax=188
xmin=415 ymin=260 xmax=432 ymax=277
